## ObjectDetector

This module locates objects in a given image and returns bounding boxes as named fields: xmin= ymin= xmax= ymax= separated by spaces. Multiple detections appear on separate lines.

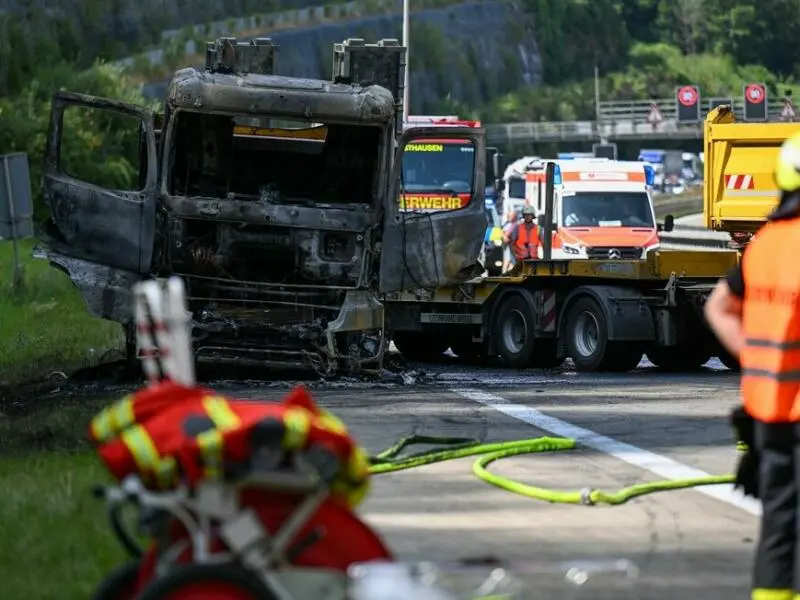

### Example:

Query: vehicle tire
xmin=565 ymin=297 xmax=642 ymax=373
xmin=392 ymin=332 xmax=450 ymax=362
xmin=647 ymin=345 xmax=712 ymax=372
xmin=529 ymin=339 xmax=565 ymax=369
xmin=493 ymin=294 xmax=537 ymax=368
xmin=717 ymin=348 xmax=741 ymax=372
xmin=136 ymin=563 xmax=276 ymax=600
xmin=90 ymin=561 xmax=140 ymax=600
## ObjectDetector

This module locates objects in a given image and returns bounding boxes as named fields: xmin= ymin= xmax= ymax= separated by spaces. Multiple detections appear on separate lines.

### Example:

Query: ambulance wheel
xmin=494 ymin=294 xmax=536 ymax=368
xmin=565 ymin=297 xmax=641 ymax=372
xmin=717 ymin=348 xmax=741 ymax=372
xmin=90 ymin=561 xmax=140 ymax=600
xmin=136 ymin=563 xmax=275 ymax=600
xmin=647 ymin=345 xmax=712 ymax=372
xmin=392 ymin=332 xmax=449 ymax=362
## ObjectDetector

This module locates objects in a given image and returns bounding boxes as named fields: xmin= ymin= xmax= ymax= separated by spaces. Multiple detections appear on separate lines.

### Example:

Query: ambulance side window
xmin=507 ymin=176 xmax=525 ymax=199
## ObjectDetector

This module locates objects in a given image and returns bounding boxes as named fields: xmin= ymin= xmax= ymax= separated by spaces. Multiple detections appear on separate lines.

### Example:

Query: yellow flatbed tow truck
xmin=704 ymin=104 xmax=800 ymax=247
xmin=384 ymin=162 xmax=741 ymax=372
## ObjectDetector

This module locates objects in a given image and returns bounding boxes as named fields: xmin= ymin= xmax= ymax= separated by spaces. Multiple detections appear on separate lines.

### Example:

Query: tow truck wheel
xmin=646 ymin=346 xmax=712 ymax=372
xmin=493 ymin=294 xmax=537 ymax=368
xmin=565 ymin=297 xmax=642 ymax=372
xmin=90 ymin=561 xmax=140 ymax=600
xmin=392 ymin=332 xmax=450 ymax=362
xmin=137 ymin=563 xmax=276 ymax=600
xmin=717 ymin=348 xmax=741 ymax=372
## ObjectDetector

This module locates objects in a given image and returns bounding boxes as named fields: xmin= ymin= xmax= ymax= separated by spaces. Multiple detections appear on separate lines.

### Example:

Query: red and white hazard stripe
xmin=725 ymin=174 xmax=754 ymax=190
xmin=540 ymin=290 xmax=556 ymax=332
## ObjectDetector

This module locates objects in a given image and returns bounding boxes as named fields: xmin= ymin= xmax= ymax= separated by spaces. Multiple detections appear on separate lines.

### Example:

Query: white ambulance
xmin=501 ymin=158 xmax=671 ymax=260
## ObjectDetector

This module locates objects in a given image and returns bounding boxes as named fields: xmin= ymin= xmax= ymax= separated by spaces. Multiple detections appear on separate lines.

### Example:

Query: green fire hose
xmin=368 ymin=435 xmax=741 ymax=506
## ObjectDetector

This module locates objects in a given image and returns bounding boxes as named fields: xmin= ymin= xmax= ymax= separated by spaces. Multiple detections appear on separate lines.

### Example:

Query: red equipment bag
xmin=88 ymin=383 xmax=393 ymax=592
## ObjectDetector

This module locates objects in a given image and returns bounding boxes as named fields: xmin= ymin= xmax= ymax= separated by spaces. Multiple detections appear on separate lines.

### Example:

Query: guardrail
xmin=486 ymin=96 xmax=799 ymax=144
xmin=598 ymin=98 xmax=789 ymax=123
xmin=486 ymin=119 xmax=704 ymax=144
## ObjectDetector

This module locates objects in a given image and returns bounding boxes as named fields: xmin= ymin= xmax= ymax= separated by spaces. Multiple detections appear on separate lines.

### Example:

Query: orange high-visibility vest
xmin=513 ymin=222 xmax=539 ymax=260
xmin=88 ymin=383 xmax=371 ymax=507
xmin=741 ymin=218 xmax=800 ymax=422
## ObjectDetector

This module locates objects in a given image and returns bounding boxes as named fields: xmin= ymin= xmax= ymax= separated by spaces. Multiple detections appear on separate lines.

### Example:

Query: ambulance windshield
xmin=401 ymin=139 xmax=475 ymax=194
xmin=561 ymin=192 xmax=655 ymax=228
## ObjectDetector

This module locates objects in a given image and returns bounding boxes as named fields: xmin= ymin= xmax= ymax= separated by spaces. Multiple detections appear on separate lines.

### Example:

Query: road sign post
xmin=743 ymin=83 xmax=768 ymax=121
xmin=0 ymin=153 xmax=34 ymax=291
xmin=781 ymin=94 xmax=798 ymax=122
xmin=646 ymin=101 xmax=663 ymax=131
xmin=708 ymin=97 xmax=733 ymax=112
xmin=676 ymin=85 xmax=701 ymax=122
xmin=592 ymin=142 xmax=617 ymax=159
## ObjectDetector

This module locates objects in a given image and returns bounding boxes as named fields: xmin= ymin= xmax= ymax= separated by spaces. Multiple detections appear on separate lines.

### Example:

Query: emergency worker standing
xmin=509 ymin=205 xmax=540 ymax=261
xmin=704 ymin=132 xmax=800 ymax=600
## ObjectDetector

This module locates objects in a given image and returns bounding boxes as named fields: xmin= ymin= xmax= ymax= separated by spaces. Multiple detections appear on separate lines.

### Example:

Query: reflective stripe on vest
xmin=514 ymin=223 xmax=538 ymax=259
xmin=741 ymin=218 xmax=800 ymax=422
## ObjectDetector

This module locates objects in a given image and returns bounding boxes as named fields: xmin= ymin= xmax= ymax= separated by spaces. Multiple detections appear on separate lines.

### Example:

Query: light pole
xmin=402 ymin=0 xmax=409 ymax=121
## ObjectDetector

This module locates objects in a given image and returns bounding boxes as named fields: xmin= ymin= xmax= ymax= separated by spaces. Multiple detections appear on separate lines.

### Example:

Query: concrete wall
xmin=141 ymin=1 xmax=542 ymax=114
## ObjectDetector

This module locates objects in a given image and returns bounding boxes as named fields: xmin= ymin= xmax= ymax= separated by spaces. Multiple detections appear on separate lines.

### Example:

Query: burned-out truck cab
xmin=35 ymin=37 xmax=487 ymax=374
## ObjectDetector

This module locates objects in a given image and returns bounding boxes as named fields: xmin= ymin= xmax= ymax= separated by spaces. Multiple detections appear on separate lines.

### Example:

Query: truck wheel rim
xmin=502 ymin=309 xmax=527 ymax=354
xmin=574 ymin=311 xmax=600 ymax=357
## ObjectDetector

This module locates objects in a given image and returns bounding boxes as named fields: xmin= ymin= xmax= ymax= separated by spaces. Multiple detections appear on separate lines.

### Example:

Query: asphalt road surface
xmin=218 ymin=355 xmax=757 ymax=600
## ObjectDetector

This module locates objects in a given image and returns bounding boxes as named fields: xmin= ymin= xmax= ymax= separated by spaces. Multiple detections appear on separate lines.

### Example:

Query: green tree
xmin=0 ymin=61 xmax=155 ymax=216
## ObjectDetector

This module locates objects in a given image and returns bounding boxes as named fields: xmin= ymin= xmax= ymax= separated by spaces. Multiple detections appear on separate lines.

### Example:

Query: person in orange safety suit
xmin=508 ymin=204 xmax=540 ymax=262
xmin=705 ymin=131 xmax=800 ymax=600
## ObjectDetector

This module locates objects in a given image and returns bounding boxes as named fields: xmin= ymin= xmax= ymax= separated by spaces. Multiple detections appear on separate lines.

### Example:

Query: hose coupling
xmin=579 ymin=487 xmax=595 ymax=506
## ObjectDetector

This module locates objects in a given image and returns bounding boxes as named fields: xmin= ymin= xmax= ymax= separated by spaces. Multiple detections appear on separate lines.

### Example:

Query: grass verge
xmin=0 ymin=239 xmax=124 ymax=386
xmin=0 ymin=395 xmax=130 ymax=599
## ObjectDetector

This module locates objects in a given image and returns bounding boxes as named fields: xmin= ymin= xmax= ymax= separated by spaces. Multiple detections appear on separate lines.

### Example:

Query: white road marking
xmin=451 ymin=387 xmax=762 ymax=517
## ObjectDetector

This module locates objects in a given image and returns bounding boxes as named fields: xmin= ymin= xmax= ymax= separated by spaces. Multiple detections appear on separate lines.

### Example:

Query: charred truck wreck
xmin=35 ymin=37 xmax=487 ymax=374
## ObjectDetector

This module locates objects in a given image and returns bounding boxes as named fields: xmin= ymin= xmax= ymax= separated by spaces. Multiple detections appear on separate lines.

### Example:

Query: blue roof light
xmin=643 ymin=164 xmax=655 ymax=187
xmin=552 ymin=164 xmax=562 ymax=185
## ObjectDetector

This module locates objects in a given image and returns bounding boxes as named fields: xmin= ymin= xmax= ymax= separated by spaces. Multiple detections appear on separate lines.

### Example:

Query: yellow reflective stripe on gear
xmin=282 ymin=407 xmax=311 ymax=449
xmin=202 ymin=395 xmax=241 ymax=431
xmin=90 ymin=395 xmax=134 ymax=443
xmin=196 ymin=396 xmax=240 ymax=480
xmin=346 ymin=446 xmax=370 ymax=481
xmin=121 ymin=424 xmax=174 ymax=488
xmin=752 ymin=589 xmax=794 ymax=600
xmin=196 ymin=428 xmax=224 ymax=480
xmin=317 ymin=409 xmax=347 ymax=435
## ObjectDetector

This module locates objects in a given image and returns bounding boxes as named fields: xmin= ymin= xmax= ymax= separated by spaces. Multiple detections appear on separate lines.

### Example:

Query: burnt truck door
xmin=379 ymin=126 xmax=487 ymax=293
xmin=42 ymin=91 xmax=158 ymax=273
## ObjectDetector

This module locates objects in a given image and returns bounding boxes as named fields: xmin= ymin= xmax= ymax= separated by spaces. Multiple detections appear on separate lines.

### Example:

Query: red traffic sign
xmin=745 ymin=83 xmax=766 ymax=104
xmin=677 ymin=86 xmax=698 ymax=106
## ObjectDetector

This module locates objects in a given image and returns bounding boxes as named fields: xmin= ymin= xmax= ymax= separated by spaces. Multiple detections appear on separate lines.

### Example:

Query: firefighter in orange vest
xmin=705 ymin=131 xmax=800 ymax=600
xmin=509 ymin=205 xmax=540 ymax=262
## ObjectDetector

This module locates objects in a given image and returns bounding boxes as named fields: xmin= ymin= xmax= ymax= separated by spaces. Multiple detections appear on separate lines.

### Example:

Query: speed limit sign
xmin=675 ymin=85 xmax=700 ymax=122
xmin=743 ymin=83 xmax=768 ymax=121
